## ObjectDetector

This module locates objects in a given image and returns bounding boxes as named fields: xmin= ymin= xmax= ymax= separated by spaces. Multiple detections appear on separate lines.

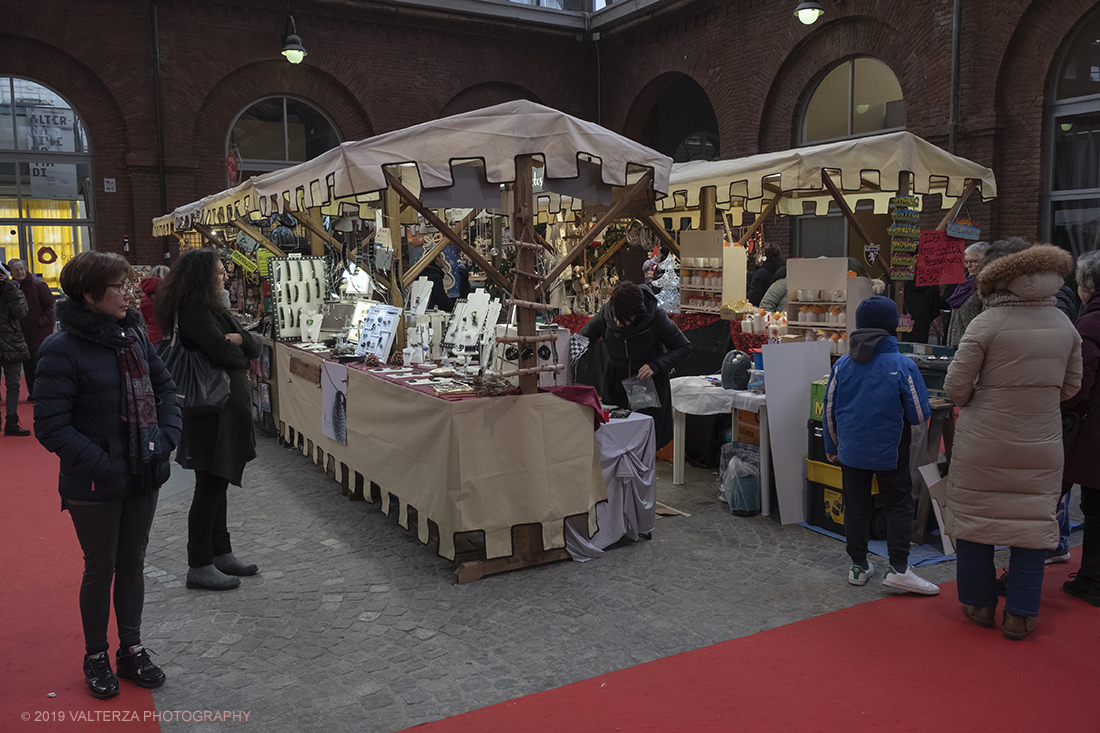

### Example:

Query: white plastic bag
xmin=718 ymin=454 xmax=760 ymax=516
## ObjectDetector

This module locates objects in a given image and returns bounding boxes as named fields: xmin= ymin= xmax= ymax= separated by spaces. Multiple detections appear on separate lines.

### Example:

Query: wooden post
xmin=307 ymin=208 xmax=325 ymax=257
xmin=700 ymin=186 xmax=717 ymax=231
xmin=381 ymin=187 xmax=405 ymax=350
xmin=514 ymin=155 xmax=538 ymax=395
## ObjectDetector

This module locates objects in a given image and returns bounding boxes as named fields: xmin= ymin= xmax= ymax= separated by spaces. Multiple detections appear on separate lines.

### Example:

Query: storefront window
xmin=228 ymin=97 xmax=341 ymax=184
xmin=801 ymin=58 xmax=905 ymax=145
xmin=0 ymin=77 xmax=94 ymax=288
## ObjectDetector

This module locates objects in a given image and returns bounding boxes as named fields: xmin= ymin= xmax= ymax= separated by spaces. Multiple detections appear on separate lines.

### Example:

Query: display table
xmin=670 ymin=376 xmax=772 ymax=516
xmin=276 ymin=344 xmax=606 ymax=578
xmin=564 ymin=411 xmax=657 ymax=561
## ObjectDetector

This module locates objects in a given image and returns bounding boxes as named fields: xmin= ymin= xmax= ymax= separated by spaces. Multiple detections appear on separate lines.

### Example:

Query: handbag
xmin=1062 ymin=410 xmax=1083 ymax=455
xmin=156 ymin=323 xmax=231 ymax=417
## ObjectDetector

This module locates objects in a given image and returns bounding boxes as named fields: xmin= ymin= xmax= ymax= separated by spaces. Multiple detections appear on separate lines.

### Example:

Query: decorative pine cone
xmin=387 ymin=351 xmax=405 ymax=366
xmin=363 ymin=353 xmax=380 ymax=367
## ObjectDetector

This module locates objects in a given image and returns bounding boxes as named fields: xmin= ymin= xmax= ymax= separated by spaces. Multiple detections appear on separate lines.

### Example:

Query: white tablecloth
xmin=565 ymin=412 xmax=657 ymax=561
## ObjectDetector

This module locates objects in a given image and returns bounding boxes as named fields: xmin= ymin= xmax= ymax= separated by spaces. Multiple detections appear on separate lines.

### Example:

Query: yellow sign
xmin=256 ymin=248 xmax=273 ymax=277
xmin=231 ymin=249 xmax=258 ymax=273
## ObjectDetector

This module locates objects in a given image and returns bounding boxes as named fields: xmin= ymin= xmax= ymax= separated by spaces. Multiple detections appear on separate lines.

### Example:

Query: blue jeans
xmin=956 ymin=539 xmax=1045 ymax=618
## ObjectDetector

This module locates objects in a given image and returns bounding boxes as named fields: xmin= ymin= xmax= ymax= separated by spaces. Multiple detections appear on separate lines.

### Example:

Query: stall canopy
xmin=153 ymin=100 xmax=673 ymax=236
xmin=659 ymin=131 xmax=998 ymax=222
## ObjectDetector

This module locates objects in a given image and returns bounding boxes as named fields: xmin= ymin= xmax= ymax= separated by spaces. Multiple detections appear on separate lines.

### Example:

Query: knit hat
xmin=855 ymin=295 xmax=899 ymax=334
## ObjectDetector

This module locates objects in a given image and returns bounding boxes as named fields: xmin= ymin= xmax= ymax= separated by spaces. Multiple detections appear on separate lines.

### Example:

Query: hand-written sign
xmin=916 ymin=231 xmax=966 ymax=287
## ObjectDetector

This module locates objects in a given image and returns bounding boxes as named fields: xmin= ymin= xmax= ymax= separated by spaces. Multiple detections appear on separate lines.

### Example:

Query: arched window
xmin=801 ymin=58 xmax=905 ymax=145
xmin=1048 ymin=12 xmax=1100 ymax=257
xmin=227 ymin=97 xmax=341 ymax=184
xmin=0 ymin=77 xmax=95 ymax=289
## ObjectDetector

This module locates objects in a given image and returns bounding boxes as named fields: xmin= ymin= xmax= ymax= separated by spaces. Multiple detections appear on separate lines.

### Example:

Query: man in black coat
xmin=747 ymin=244 xmax=785 ymax=306
xmin=0 ymin=261 xmax=31 ymax=435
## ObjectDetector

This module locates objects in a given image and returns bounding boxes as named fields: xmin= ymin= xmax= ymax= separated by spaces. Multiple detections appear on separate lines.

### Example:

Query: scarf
xmin=946 ymin=274 xmax=976 ymax=309
xmin=57 ymin=299 xmax=165 ymax=494
xmin=982 ymin=290 xmax=1057 ymax=308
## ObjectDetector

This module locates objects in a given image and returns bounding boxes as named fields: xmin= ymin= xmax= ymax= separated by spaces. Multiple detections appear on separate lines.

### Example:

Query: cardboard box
xmin=810 ymin=379 xmax=828 ymax=422
xmin=809 ymin=481 xmax=847 ymax=535
xmin=734 ymin=408 xmax=760 ymax=446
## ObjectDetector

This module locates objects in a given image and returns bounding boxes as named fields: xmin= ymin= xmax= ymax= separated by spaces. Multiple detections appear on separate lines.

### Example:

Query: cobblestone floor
xmin=143 ymin=435 xmax=1082 ymax=732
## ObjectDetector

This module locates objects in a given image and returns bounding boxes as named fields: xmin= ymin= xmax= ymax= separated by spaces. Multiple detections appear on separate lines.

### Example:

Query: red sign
xmin=915 ymin=230 xmax=966 ymax=287
xmin=226 ymin=150 xmax=240 ymax=184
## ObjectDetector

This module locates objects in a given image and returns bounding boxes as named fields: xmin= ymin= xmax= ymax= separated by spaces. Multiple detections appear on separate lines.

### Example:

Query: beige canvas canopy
xmin=153 ymin=99 xmax=672 ymax=237
xmin=659 ymin=131 xmax=997 ymax=222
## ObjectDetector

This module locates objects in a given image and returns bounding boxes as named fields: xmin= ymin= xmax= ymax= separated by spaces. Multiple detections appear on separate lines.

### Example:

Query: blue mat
xmin=798 ymin=521 xmax=1083 ymax=569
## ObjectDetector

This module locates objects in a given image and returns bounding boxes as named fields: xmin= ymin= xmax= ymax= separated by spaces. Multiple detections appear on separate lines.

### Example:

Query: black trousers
xmin=67 ymin=490 xmax=159 ymax=655
xmin=841 ymin=447 xmax=915 ymax=573
xmin=188 ymin=470 xmax=232 ymax=567
xmin=2 ymin=361 xmax=20 ymax=417
xmin=23 ymin=348 xmax=39 ymax=399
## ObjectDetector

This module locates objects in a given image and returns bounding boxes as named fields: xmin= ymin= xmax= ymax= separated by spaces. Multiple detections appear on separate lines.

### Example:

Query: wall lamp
xmin=794 ymin=1 xmax=825 ymax=25
xmin=282 ymin=15 xmax=308 ymax=64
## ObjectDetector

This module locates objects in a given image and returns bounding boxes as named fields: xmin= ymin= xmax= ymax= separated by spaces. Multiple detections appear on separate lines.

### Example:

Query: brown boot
xmin=962 ymin=604 xmax=995 ymax=628
xmin=1002 ymin=611 xmax=1036 ymax=641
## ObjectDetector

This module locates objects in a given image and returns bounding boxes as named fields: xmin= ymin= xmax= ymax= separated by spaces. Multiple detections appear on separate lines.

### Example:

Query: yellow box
xmin=806 ymin=459 xmax=878 ymax=493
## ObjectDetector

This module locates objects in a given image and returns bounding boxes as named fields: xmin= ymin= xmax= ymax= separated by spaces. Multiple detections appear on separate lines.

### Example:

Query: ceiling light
xmin=794 ymin=1 xmax=825 ymax=25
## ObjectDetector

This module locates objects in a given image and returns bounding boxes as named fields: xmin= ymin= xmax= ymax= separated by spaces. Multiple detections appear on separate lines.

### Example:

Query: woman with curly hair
xmin=156 ymin=249 xmax=261 ymax=591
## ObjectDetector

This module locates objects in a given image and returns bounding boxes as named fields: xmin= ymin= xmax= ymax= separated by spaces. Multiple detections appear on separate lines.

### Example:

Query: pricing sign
xmin=915 ymin=230 xmax=966 ymax=287
xmin=231 ymin=249 xmax=258 ymax=273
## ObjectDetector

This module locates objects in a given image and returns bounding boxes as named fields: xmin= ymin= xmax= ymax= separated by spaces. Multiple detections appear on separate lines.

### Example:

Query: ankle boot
xmin=962 ymin=604 xmax=996 ymax=628
xmin=4 ymin=414 xmax=30 ymax=436
xmin=213 ymin=552 xmax=258 ymax=576
xmin=186 ymin=564 xmax=240 ymax=591
xmin=1064 ymin=516 xmax=1100 ymax=606
xmin=83 ymin=651 xmax=119 ymax=699
xmin=1002 ymin=611 xmax=1036 ymax=641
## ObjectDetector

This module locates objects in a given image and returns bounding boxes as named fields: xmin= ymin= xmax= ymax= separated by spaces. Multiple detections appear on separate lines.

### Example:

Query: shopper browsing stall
xmin=823 ymin=295 xmax=940 ymax=596
xmin=579 ymin=281 xmax=691 ymax=449
xmin=34 ymin=251 xmax=181 ymax=698
xmin=155 ymin=249 xmax=261 ymax=592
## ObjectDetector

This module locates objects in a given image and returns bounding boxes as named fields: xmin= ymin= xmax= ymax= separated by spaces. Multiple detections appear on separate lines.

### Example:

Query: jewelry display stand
xmin=270 ymin=255 xmax=327 ymax=341
xmin=492 ymin=324 xmax=570 ymax=387
xmin=355 ymin=303 xmax=402 ymax=361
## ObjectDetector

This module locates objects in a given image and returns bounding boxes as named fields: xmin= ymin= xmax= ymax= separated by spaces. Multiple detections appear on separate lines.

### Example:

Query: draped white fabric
xmin=565 ymin=412 xmax=657 ymax=562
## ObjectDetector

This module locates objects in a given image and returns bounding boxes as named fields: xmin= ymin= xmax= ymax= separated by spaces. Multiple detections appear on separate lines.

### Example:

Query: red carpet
xmin=1 ymin=389 xmax=159 ymax=732
xmin=405 ymin=552 xmax=1097 ymax=733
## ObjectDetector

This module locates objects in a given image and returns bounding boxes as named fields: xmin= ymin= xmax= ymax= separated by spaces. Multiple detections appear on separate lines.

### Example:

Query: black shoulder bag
xmin=156 ymin=321 xmax=231 ymax=417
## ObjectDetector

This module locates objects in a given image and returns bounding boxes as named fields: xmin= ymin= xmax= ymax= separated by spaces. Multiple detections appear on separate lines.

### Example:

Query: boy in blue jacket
xmin=823 ymin=295 xmax=939 ymax=595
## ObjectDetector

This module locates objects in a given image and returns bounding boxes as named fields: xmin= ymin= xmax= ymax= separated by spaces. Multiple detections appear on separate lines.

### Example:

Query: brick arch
xmin=438 ymin=82 xmax=541 ymax=118
xmin=992 ymin=0 xmax=1100 ymax=240
xmin=621 ymin=72 xmax=689 ymax=146
xmin=756 ymin=16 xmax=929 ymax=154
xmin=187 ymin=60 xmax=374 ymax=203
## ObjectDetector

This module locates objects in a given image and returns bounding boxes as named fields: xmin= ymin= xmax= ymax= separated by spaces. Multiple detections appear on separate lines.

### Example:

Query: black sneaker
xmin=83 ymin=651 xmax=120 ymax=699
xmin=995 ymin=569 xmax=1008 ymax=597
xmin=116 ymin=645 xmax=166 ymax=689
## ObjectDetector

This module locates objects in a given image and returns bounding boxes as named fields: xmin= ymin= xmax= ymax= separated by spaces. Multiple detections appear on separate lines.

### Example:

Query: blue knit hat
xmin=855 ymin=295 xmax=899 ymax=334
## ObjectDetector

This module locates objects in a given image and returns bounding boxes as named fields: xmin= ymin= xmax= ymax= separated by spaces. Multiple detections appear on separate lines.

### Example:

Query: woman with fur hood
xmin=944 ymin=241 xmax=1082 ymax=640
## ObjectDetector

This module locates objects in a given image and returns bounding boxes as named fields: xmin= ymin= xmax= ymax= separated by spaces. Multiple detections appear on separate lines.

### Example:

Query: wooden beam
xmin=935 ymin=179 xmax=979 ymax=230
xmin=642 ymin=215 xmax=681 ymax=255
xmin=537 ymin=170 xmax=654 ymax=294
xmin=380 ymin=187 xmax=405 ymax=349
xmin=512 ymin=155 xmax=539 ymax=395
xmin=295 ymin=210 xmax=341 ymax=255
xmin=401 ymin=236 xmax=449 ymax=288
xmin=383 ymin=169 xmax=513 ymax=295
xmin=585 ymin=234 xmax=627 ymax=278
xmin=820 ymin=170 xmax=886 ymax=278
xmin=735 ymin=194 xmax=783 ymax=247
xmin=233 ymin=216 xmax=285 ymax=257
xmin=193 ymin=222 xmax=229 ymax=249
xmin=533 ymin=229 xmax=556 ymax=253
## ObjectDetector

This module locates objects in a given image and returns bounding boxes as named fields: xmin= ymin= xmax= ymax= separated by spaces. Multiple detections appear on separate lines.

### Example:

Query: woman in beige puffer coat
xmin=944 ymin=243 xmax=1081 ymax=640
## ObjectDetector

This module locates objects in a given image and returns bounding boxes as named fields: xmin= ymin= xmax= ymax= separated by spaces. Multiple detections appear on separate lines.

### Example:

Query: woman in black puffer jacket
xmin=155 ymin=249 xmax=261 ymax=592
xmin=580 ymin=282 xmax=691 ymax=448
xmin=34 ymin=251 xmax=181 ymax=699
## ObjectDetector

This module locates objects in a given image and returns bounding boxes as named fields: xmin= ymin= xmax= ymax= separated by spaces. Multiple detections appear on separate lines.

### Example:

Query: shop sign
xmin=29 ymin=161 xmax=78 ymax=200
xmin=26 ymin=107 xmax=75 ymax=152
xmin=231 ymin=249 xmax=258 ymax=273
xmin=915 ymin=230 xmax=966 ymax=287
xmin=256 ymin=248 xmax=273 ymax=277
xmin=945 ymin=218 xmax=981 ymax=240
xmin=864 ymin=244 xmax=880 ymax=266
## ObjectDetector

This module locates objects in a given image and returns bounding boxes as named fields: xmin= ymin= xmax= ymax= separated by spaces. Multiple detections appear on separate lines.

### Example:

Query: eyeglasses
xmin=107 ymin=281 xmax=135 ymax=295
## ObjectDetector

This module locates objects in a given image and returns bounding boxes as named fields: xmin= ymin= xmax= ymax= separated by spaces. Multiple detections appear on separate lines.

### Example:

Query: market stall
xmin=152 ymin=100 xmax=673 ymax=580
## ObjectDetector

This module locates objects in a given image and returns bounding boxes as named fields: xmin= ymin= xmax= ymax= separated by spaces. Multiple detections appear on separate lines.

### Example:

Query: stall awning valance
xmin=659 ymin=131 xmax=997 ymax=220
xmin=153 ymin=100 xmax=672 ymax=236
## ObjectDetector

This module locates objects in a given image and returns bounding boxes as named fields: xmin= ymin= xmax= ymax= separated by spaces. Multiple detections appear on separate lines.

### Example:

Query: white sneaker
xmin=882 ymin=566 xmax=940 ymax=595
xmin=848 ymin=561 xmax=875 ymax=586
xmin=1045 ymin=551 xmax=1071 ymax=565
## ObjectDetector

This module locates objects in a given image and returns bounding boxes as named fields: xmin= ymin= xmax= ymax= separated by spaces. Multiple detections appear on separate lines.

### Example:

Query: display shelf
xmin=786 ymin=300 xmax=846 ymax=306
xmin=787 ymin=323 xmax=847 ymax=331
xmin=681 ymin=285 xmax=723 ymax=293
xmin=785 ymin=257 xmax=873 ymax=339
xmin=681 ymin=305 xmax=722 ymax=314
